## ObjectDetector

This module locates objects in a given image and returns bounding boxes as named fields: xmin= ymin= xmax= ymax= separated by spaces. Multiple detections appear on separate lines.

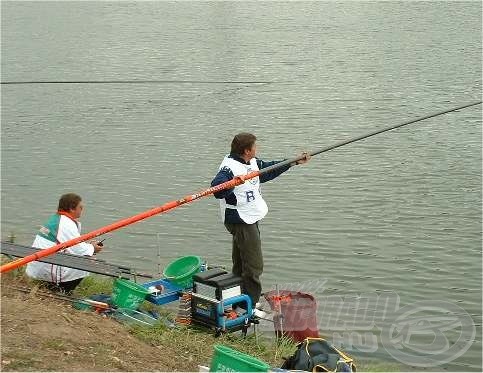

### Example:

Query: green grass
xmin=2 ymin=354 xmax=43 ymax=371
xmin=42 ymin=338 xmax=67 ymax=350
xmin=128 ymin=322 xmax=298 ymax=367
xmin=74 ymin=275 xmax=114 ymax=297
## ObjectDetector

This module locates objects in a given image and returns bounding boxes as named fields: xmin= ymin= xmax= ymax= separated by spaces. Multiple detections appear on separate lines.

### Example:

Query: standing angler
xmin=211 ymin=133 xmax=309 ymax=312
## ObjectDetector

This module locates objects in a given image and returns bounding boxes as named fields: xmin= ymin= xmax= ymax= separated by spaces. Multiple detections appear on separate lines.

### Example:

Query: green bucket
xmin=210 ymin=345 xmax=270 ymax=372
xmin=111 ymin=279 xmax=150 ymax=310
xmin=163 ymin=255 xmax=202 ymax=288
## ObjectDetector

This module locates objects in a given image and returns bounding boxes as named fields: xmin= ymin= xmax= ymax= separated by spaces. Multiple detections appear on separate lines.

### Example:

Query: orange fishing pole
xmin=0 ymin=173 xmax=258 ymax=273
xmin=1 ymin=100 xmax=480 ymax=274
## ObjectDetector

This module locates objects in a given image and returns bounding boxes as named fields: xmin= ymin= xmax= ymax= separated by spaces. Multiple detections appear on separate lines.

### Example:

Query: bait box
xmin=142 ymin=278 xmax=183 ymax=305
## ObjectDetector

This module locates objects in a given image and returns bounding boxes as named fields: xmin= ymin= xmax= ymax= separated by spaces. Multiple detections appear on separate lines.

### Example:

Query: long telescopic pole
xmin=1 ymin=101 xmax=480 ymax=274
xmin=261 ymin=100 xmax=482 ymax=173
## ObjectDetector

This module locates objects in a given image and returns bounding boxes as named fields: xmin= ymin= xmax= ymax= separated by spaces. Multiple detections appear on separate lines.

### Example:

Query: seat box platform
xmin=194 ymin=272 xmax=242 ymax=300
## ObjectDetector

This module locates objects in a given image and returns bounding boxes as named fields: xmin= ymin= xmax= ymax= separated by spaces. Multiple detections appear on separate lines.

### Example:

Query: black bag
xmin=281 ymin=337 xmax=356 ymax=372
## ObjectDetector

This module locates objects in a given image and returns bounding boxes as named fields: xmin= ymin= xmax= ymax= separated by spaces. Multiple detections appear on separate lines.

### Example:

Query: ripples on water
xmin=1 ymin=1 xmax=481 ymax=370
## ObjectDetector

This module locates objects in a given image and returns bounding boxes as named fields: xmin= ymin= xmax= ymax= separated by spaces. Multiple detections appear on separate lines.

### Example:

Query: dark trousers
xmin=42 ymin=278 xmax=83 ymax=295
xmin=224 ymin=222 xmax=263 ymax=305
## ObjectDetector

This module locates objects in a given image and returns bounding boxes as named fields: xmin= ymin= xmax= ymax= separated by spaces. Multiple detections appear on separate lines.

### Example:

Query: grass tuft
xmin=42 ymin=338 xmax=67 ymax=350
xmin=74 ymin=275 xmax=114 ymax=297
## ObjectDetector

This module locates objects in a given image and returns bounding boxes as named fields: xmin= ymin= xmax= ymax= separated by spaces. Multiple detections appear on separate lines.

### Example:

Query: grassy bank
xmin=74 ymin=275 xmax=298 ymax=368
xmin=1 ymin=268 xmax=402 ymax=371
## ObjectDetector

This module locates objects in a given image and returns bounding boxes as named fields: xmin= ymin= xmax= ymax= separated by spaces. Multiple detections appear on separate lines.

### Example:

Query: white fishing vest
xmin=26 ymin=214 xmax=94 ymax=283
xmin=218 ymin=156 xmax=268 ymax=224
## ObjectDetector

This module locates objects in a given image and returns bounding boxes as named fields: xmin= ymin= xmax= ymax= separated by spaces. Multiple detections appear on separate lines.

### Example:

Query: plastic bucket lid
xmin=163 ymin=255 xmax=202 ymax=287
xmin=111 ymin=279 xmax=150 ymax=310
xmin=113 ymin=308 xmax=158 ymax=326
xmin=210 ymin=345 xmax=270 ymax=372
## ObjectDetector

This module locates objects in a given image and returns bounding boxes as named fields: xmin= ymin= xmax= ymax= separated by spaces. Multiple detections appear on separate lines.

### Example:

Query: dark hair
xmin=231 ymin=133 xmax=257 ymax=156
xmin=58 ymin=193 xmax=82 ymax=211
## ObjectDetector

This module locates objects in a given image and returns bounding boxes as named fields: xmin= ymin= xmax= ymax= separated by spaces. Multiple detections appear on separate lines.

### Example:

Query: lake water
xmin=1 ymin=1 xmax=481 ymax=371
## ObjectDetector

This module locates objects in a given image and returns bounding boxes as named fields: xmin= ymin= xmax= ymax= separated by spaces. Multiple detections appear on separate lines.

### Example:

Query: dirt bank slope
xmin=1 ymin=276 xmax=198 ymax=372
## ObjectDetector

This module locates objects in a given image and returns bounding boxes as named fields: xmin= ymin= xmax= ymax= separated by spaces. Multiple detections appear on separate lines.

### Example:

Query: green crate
xmin=210 ymin=345 xmax=270 ymax=372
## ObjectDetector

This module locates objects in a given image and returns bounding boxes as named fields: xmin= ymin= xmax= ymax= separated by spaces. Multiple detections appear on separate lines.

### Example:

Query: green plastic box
xmin=210 ymin=345 xmax=270 ymax=372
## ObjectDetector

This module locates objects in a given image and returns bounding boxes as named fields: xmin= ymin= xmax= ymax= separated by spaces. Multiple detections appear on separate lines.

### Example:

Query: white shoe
xmin=253 ymin=308 xmax=267 ymax=319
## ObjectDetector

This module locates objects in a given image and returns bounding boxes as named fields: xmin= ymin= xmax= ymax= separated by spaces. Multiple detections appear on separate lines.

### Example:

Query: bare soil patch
xmin=1 ymin=275 xmax=201 ymax=371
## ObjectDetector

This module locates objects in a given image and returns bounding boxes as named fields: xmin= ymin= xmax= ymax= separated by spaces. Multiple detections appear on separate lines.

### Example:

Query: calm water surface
xmin=1 ymin=2 xmax=481 ymax=370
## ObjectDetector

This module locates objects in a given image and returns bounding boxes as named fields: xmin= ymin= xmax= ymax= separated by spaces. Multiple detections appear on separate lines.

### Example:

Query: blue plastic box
xmin=142 ymin=278 xmax=184 ymax=305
